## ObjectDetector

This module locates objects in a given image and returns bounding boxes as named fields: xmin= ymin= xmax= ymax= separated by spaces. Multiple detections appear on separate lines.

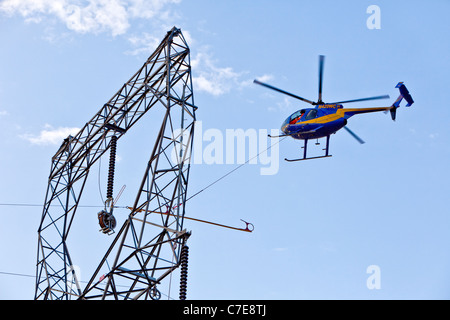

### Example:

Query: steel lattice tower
xmin=35 ymin=27 xmax=197 ymax=300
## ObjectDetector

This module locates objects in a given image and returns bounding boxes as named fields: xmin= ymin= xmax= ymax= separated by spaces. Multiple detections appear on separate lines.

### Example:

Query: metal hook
xmin=240 ymin=219 xmax=255 ymax=232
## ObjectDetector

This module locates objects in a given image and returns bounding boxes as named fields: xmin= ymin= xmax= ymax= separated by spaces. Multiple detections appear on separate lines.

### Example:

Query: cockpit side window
xmin=304 ymin=109 xmax=318 ymax=120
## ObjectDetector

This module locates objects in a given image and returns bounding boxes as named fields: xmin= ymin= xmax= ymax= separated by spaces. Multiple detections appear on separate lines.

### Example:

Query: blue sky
xmin=0 ymin=0 xmax=449 ymax=300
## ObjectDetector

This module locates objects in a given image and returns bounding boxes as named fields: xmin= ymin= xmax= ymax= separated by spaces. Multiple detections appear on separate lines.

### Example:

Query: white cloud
xmin=1 ymin=0 xmax=251 ymax=98
xmin=0 ymin=0 xmax=181 ymax=36
xmin=254 ymin=74 xmax=273 ymax=84
xmin=252 ymin=75 xmax=301 ymax=113
xmin=429 ymin=133 xmax=439 ymax=139
xmin=125 ymin=22 xmax=192 ymax=56
xmin=127 ymin=34 xmax=247 ymax=96
xmin=0 ymin=0 xmax=252 ymax=96
xmin=21 ymin=124 xmax=80 ymax=145
xmin=271 ymin=96 xmax=293 ymax=113
xmin=0 ymin=110 xmax=9 ymax=117
xmin=125 ymin=32 xmax=162 ymax=56
xmin=191 ymin=50 xmax=246 ymax=96
xmin=126 ymin=35 xmax=249 ymax=97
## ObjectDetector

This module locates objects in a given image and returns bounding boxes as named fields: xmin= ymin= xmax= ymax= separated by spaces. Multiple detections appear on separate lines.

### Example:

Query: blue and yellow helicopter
xmin=254 ymin=55 xmax=414 ymax=161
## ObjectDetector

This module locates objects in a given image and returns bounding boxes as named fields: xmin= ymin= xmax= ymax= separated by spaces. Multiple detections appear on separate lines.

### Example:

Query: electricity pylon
xmin=35 ymin=27 xmax=196 ymax=300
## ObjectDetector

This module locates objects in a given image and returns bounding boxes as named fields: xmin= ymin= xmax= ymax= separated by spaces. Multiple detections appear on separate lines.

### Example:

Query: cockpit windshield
xmin=282 ymin=109 xmax=305 ymax=128
xmin=291 ymin=110 xmax=305 ymax=122
xmin=290 ymin=110 xmax=301 ymax=119
xmin=282 ymin=110 xmax=302 ymax=128
xmin=286 ymin=109 xmax=318 ymax=124
xmin=281 ymin=108 xmax=319 ymax=131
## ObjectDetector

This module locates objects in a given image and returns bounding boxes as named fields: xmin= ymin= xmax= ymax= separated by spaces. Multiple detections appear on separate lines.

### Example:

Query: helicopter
xmin=254 ymin=55 xmax=414 ymax=162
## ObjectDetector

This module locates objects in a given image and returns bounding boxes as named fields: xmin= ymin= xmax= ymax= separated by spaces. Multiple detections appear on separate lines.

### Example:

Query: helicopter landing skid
xmin=285 ymin=135 xmax=332 ymax=162
xmin=285 ymin=155 xmax=332 ymax=162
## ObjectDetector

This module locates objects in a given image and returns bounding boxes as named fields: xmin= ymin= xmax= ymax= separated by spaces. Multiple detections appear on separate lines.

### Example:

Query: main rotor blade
xmin=318 ymin=55 xmax=325 ymax=103
xmin=330 ymin=95 xmax=390 ymax=105
xmin=253 ymin=79 xmax=315 ymax=105
xmin=344 ymin=126 xmax=365 ymax=144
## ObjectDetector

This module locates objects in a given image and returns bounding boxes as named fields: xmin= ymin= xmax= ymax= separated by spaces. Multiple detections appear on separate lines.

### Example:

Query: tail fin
xmin=395 ymin=82 xmax=414 ymax=107
xmin=390 ymin=82 xmax=414 ymax=121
